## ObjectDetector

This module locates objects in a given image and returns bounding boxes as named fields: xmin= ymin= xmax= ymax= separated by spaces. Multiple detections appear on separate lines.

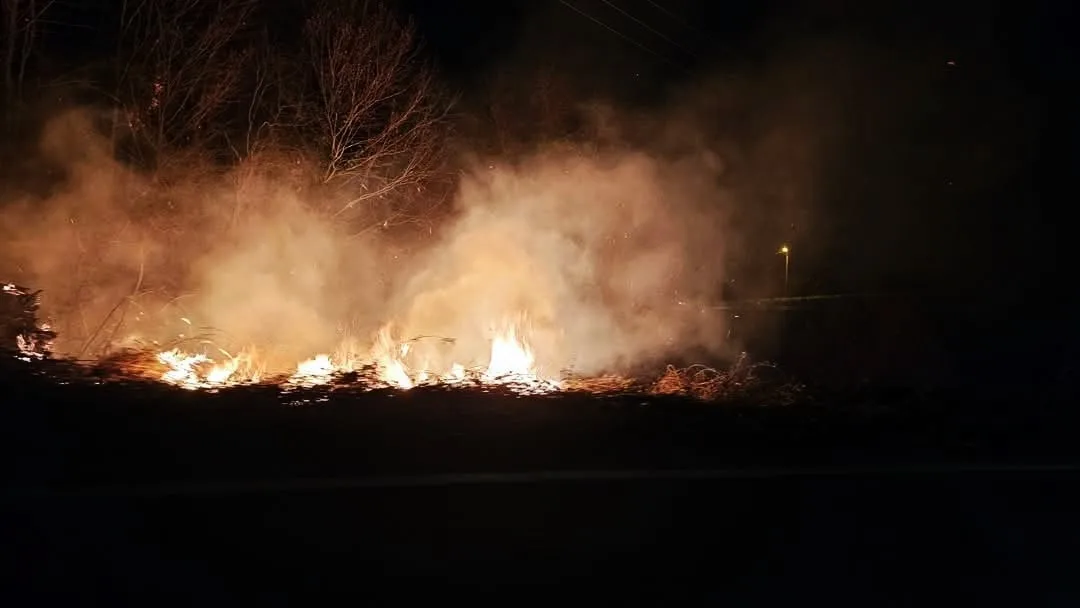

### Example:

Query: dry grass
xmin=562 ymin=374 xmax=638 ymax=394
xmin=90 ymin=332 xmax=225 ymax=378
xmin=92 ymin=347 xmax=170 ymax=379
xmin=650 ymin=364 xmax=735 ymax=400
xmin=7 ymin=302 xmax=802 ymax=403
xmin=646 ymin=353 xmax=788 ymax=402
xmin=70 ymin=344 xmax=799 ymax=402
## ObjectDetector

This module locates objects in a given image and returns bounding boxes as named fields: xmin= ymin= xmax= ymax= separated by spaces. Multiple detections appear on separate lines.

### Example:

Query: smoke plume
xmin=0 ymin=17 xmax=867 ymax=382
xmin=384 ymin=144 xmax=732 ymax=377
xmin=0 ymin=99 xmax=746 ymax=377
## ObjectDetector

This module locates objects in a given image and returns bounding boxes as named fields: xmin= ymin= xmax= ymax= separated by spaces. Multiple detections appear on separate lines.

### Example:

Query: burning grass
xmin=7 ymin=335 xmax=799 ymax=405
xmin=3 ymin=280 xmax=802 ymax=404
xmin=26 ymin=344 xmax=800 ymax=405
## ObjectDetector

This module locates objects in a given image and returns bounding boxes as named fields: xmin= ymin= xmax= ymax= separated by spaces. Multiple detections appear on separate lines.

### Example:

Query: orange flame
xmin=156 ymin=347 xmax=262 ymax=390
xmin=153 ymin=317 xmax=560 ymax=392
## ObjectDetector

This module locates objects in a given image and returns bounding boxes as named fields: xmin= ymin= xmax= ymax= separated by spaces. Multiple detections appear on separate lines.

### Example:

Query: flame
xmin=484 ymin=324 xmax=535 ymax=382
xmin=8 ymin=303 xmax=747 ymax=401
xmin=149 ymin=316 xmax=560 ymax=393
xmin=155 ymin=347 xmax=262 ymax=390
xmin=288 ymin=353 xmax=336 ymax=387
xmin=371 ymin=325 xmax=414 ymax=389
xmin=445 ymin=362 xmax=466 ymax=383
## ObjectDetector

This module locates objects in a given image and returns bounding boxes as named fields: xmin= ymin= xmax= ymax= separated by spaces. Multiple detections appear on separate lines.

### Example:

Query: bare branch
xmin=302 ymin=0 xmax=451 ymax=220
xmin=1 ymin=0 xmax=54 ymax=103
xmin=118 ymin=0 xmax=258 ymax=152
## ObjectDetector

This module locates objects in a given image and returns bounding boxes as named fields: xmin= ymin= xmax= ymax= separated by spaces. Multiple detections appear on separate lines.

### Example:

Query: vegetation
xmin=1 ymin=0 xmax=454 ymax=229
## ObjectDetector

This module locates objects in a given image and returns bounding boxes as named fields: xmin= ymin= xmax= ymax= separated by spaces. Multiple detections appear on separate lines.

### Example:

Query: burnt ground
xmin=2 ymin=296 xmax=1079 ymax=604
xmin=0 ymin=357 xmax=1076 ymax=485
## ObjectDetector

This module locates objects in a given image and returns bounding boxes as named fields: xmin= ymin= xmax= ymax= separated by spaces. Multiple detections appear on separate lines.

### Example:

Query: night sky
xmin=397 ymin=0 xmax=1071 ymax=298
xmin=399 ymin=0 xmax=789 ymax=94
xmin=16 ymin=0 xmax=1078 ymax=305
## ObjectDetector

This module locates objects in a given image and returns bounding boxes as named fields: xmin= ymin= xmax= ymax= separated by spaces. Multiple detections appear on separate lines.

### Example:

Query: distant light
xmin=946 ymin=60 xmax=957 ymax=67
xmin=778 ymin=245 xmax=790 ymax=255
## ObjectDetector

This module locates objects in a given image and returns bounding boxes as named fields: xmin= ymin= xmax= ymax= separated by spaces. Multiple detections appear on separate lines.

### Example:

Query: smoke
xmin=184 ymin=190 xmax=391 ymax=370
xmin=384 ymin=144 xmax=732 ymax=376
xmin=0 ymin=102 xmax=742 ymax=377
xmin=0 ymin=108 xmax=395 ymax=366
xmin=0 ymin=32 xmax=849 ymax=381
xmin=0 ymin=109 xmax=168 ymax=357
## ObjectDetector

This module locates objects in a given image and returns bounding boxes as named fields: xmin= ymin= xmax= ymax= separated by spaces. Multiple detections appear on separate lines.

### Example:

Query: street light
xmin=778 ymin=244 xmax=790 ymax=296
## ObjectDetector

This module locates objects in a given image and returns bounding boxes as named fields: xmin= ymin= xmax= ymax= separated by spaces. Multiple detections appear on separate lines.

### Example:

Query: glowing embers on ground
xmin=154 ymin=320 xmax=562 ymax=393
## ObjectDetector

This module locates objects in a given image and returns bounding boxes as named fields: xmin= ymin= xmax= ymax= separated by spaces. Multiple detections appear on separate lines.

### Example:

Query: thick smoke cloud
xmin=0 ymin=109 xmax=395 ymax=367
xmin=385 ymin=146 xmax=732 ymax=376
xmin=0 ymin=16 xmax=860 ymax=379
xmin=0 ymin=101 xmax=743 ymax=377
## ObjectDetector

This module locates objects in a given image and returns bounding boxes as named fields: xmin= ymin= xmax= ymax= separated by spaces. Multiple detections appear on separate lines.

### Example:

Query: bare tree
xmin=303 ymin=0 xmax=450 ymax=219
xmin=116 ymin=0 xmax=257 ymax=155
xmin=235 ymin=28 xmax=316 ymax=159
xmin=1 ymin=0 xmax=53 ymax=104
xmin=1 ymin=0 xmax=16 ymax=103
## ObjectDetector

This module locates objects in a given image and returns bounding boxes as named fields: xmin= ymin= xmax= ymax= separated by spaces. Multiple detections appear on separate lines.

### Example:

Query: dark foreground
xmin=6 ymin=470 xmax=1080 ymax=605
xmin=2 ymin=357 xmax=1079 ymax=604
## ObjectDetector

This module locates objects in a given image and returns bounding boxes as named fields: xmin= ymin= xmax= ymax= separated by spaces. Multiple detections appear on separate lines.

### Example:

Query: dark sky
xmin=396 ymin=0 xmax=1065 ymax=91
xmin=394 ymin=0 xmax=1073 ymax=294
xmin=399 ymin=0 xmax=787 ymax=92
xmin=28 ymin=0 xmax=1079 ymax=301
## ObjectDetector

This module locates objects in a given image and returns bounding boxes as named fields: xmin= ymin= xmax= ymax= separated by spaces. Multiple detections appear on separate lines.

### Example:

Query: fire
xmin=155 ymin=347 xmax=262 ymax=390
xmin=4 ymin=290 xmax=758 ymax=402
xmin=151 ymin=317 xmax=560 ymax=393
xmin=484 ymin=324 xmax=537 ymax=382
xmin=288 ymin=353 xmax=337 ymax=387
xmin=370 ymin=325 xmax=414 ymax=389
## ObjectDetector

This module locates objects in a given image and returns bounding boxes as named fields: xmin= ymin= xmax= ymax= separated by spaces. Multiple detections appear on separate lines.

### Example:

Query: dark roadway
xmin=6 ymin=470 xmax=1080 ymax=604
xmin=2 ymin=364 xmax=1079 ymax=604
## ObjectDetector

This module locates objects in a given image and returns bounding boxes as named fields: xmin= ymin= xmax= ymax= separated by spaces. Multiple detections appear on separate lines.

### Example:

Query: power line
xmin=557 ymin=0 xmax=690 ymax=73
xmin=642 ymin=0 xmax=700 ymax=33
xmin=597 ymin=0 xmax=698 ymax=59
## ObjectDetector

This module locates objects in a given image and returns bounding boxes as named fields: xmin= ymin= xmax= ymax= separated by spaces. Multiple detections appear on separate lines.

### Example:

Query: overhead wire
xmin=556 ymin=0 xmax=691 ymax=74
xmin=597 ymin=0 xmax=698 ymax=59
xmin=642 ymin=0 xmax=700 ymax=33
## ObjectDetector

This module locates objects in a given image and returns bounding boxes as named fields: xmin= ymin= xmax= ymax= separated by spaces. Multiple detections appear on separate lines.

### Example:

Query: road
xmin=1 ymin=367 xmax=1078 ymax=603
xmin=5 ymin=467 xmax=1080 ymax=603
